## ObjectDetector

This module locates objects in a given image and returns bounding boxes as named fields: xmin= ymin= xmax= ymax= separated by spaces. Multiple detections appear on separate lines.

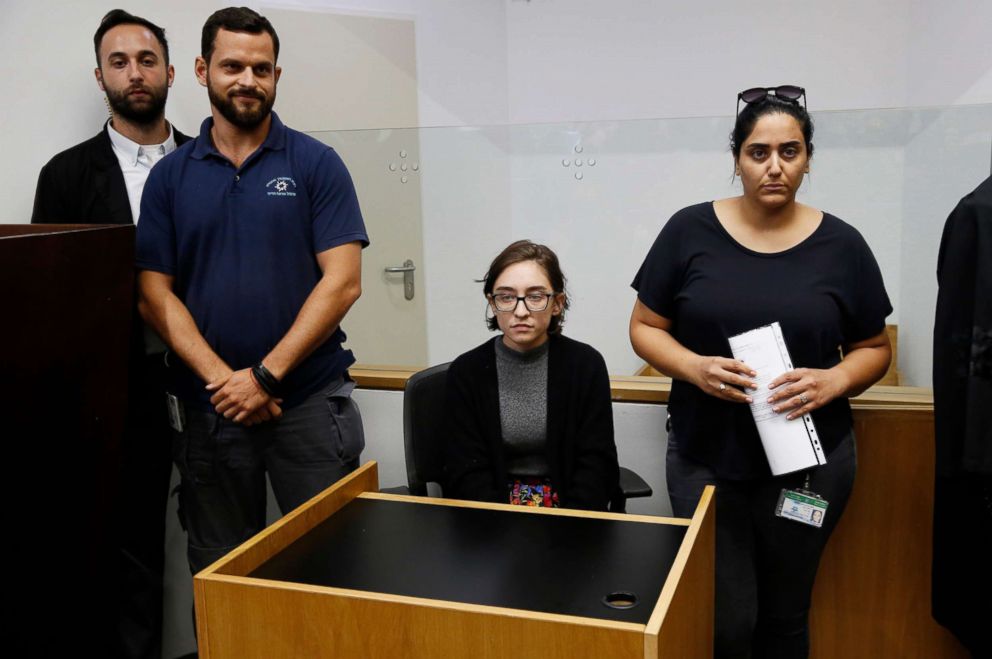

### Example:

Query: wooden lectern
xmin=194 ymin=462 xmax=715 ymax=658
xmin=1 ymin=224 xmax=133 ymax=654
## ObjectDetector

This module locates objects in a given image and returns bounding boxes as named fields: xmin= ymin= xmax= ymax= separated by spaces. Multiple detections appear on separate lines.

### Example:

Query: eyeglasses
xmin=736 ymin=85 xmax=806 ymax=115
xmin=489 ymin=292 xmax=556 ymax=313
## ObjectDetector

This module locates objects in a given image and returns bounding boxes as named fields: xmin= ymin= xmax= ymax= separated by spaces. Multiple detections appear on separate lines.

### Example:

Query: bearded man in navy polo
xmin=136 ymin=7 xmax=369 ymax=576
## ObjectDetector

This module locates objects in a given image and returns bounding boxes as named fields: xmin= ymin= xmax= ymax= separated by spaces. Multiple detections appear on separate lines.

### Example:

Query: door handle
xmin=384 ymin=259 xmax=416 ymax=300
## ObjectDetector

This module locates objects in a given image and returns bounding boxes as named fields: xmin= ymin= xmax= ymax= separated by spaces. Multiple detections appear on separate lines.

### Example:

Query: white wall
xmin=905 ymin=0 xmax=992 ymax=108
xmin=10 ymin=0 xmax=991 ymax=224
xmin=265 ymin=0 xmax=509 ymax=128
xmin=502 ymin=0 xmax=992 ymax=122
xmin=504 ymin=0 xmax=915 ymax=123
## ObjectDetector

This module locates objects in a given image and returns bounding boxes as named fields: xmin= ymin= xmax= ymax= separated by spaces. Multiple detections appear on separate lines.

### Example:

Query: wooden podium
xmin=194 ymin=462 xmax=714 ymax=658
xmin=1 ymin=223 xmax=133 ymax=654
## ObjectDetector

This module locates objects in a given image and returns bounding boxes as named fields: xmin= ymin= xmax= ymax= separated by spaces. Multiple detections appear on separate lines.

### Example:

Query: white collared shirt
xmin=108 ymin=120 xmax=177 ymax=354
xmin=107 ymin=120 xmax=177 ymax=224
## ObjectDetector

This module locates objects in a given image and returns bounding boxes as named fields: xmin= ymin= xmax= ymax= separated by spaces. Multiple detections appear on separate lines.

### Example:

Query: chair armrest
xmin=619 ymin=466 xmax=653 ymax=499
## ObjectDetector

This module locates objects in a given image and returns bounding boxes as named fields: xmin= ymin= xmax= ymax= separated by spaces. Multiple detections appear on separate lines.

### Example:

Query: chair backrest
xmin=402 ymin=362 xmax=452 ymax=496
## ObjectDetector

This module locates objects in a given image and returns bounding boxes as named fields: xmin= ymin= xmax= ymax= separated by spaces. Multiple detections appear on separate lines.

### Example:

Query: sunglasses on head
xmin=736 ymin=85 xmax=806 ymax=115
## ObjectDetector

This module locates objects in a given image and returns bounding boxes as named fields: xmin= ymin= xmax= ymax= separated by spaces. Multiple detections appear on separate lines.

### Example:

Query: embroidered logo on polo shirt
xmin=266 ymin=177 xmax=297 ymax=197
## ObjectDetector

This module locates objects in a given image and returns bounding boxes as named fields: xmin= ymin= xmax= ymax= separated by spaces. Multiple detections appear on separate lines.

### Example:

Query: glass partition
xmin=310 ymin=104 xmax=992 ymax=387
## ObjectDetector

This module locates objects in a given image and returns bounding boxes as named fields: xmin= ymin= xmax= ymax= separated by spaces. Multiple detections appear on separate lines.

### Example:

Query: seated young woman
xmin=443 ymin=240 xmax=620 ymax=511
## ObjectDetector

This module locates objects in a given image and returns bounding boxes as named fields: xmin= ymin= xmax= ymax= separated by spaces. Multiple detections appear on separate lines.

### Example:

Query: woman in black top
xmin=630 ymin=87 xmax=891 ymax=658
xmin=444 ymin=240 xmax=620 ymax=511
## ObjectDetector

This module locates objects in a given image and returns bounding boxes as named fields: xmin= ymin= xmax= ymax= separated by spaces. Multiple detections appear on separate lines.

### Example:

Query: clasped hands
xmin=207 ymin=368 xmax=283 ymax=426
xmin=694 ymin=356 xmax=845 ymax=420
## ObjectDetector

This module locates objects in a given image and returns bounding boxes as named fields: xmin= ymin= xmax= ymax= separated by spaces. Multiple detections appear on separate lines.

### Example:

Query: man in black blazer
xmin=33 ymin=11 xmax=190 ymax=226
xmin=32 ymin=10 xmax=190 ymax=659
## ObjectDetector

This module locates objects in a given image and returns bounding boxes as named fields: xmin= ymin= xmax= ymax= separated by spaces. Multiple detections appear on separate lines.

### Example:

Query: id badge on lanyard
xmin=775 ymin=471 xmax=828 ymax=528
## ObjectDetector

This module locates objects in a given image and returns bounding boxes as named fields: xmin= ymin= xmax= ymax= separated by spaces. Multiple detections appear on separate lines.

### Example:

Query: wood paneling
xmin=876 ymin=325 xmax=901 ymax=385
xmin=199 ymin=577 xmax=646 ymax=659
xmin=648 ymin=485 xmax=715 ymax=658
xmin=351 ymin=365 xmax=932 ymax=408
xmin=809 ymin=408 xmax=968 ymax=658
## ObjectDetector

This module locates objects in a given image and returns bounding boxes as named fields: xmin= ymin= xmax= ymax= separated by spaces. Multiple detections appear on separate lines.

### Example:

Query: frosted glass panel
xmin=311 ymin=104 xmax=992 ymax=385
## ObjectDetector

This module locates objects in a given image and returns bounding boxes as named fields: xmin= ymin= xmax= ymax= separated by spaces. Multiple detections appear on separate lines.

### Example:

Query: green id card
xmin=775 ymin=488 xmax=828 ymax=528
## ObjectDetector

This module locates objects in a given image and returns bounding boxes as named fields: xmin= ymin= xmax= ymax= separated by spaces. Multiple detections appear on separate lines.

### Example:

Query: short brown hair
xmin=482 ymin=240 xmax=570 ymax=335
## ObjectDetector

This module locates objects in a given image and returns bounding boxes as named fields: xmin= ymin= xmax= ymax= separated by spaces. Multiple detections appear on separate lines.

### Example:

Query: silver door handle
xmin=384 ymin=263 xmax=416 ymax=273
xmin=384 ymin=259 xmax=416 ymax=300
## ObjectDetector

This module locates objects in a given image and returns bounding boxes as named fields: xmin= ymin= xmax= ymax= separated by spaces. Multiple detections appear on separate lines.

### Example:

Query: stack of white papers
xmin=727 ymin=322 xmax=826 ymax=476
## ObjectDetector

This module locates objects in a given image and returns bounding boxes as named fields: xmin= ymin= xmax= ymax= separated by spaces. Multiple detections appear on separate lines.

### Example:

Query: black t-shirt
xmin=632 ymin=202 xmax=892 ymax=479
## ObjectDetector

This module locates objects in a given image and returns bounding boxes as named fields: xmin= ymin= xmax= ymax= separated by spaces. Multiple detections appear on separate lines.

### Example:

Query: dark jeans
xmin=667 ymin=431 xmax=857 ymax=659
xmin=174 ymin=376 xmax=364 ymax=575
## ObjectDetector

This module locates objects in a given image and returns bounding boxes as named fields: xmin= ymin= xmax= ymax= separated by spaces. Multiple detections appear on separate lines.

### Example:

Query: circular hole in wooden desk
xmin=602 ymin=591 xmax=639 ymax=610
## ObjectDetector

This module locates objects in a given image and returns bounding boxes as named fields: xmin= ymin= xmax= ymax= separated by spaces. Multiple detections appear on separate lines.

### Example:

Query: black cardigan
xmin=443 ymin=334 xmax=620 ymax=511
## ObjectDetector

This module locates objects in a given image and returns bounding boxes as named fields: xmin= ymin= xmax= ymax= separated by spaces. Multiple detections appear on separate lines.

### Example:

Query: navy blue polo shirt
xmin=136 ymin=112 xmax=369 ymax=409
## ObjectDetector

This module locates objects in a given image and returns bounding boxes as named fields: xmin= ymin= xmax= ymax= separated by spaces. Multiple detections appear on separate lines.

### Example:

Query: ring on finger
xmin=719 ymin=383 xmax=726 ymax=392
xmin=799 ymin=393 xmax=809 ymax=405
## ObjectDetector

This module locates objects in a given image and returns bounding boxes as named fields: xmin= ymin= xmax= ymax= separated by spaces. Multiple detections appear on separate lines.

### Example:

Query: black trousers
xmin=667 ymin=431 xmax=856 ymax=659
xmin=174 ymin=376 xmax=364 ymax=575
xmin=932 ymin=473 xmax=992 ymax=657
xmin=117 ymin=352 xmax=174 ymax=659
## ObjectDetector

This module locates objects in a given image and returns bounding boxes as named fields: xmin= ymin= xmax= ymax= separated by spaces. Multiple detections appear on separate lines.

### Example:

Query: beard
xmin=207 ymin=77 xmax=275 ymax=130
xmin=105 ymin=82 xmax=168 ymax=125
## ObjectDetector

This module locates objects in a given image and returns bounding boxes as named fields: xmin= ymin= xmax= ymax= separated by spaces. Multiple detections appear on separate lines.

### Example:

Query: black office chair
xmin=402 ymin=362 xmax=452 ymax=496
xmin=401 ymin=362 xmax=653 ymax=510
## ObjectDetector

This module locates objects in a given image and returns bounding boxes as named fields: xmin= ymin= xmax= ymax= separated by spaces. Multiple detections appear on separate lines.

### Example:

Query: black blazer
xmin=444 ymin=334 xmax=620 ymax=511
xmin=31 ymin=121 xmax=191 ymax=361
xmin=32 ymin=121 xmax=191 ymax=225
